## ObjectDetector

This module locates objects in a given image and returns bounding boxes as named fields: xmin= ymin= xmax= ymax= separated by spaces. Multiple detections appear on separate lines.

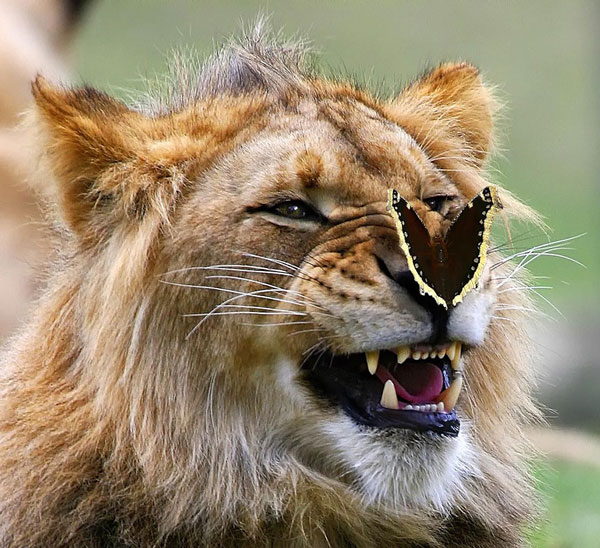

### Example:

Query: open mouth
xmin=302 ymin=342 xmax=463 ymax=436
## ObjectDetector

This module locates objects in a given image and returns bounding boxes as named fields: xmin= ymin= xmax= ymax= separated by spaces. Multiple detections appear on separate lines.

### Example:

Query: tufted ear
xmin=32 ymin=77 xmax=210 ymax=240
xmin=388 ymin=62 xmax=497 ymax=169
xmin=32 ymin=76 xmax=156 ymax=235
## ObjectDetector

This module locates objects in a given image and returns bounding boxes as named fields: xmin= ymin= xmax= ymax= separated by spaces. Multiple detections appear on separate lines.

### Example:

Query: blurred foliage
xmin=72 ymin=0 xmax=598 ymax=310
xmin=530 ymin=459 xmax=600 ymax=548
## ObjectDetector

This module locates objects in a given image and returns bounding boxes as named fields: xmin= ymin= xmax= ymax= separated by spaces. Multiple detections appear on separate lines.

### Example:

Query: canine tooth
xmin=451 ymin=343 xmax=462 ymax=371
xmin=446 ymin=343 xmax=456 ymax=361
xmin=440 ymin=376 xmax=463 ymax=412
xmin=381 ymin=380 xmax=399 ymax=409
xmin=412 ymin=350 xmax=422 ymax=360
xmin=366 ymin=351 xmax=379 ymax=375
xmin=397 ymin=346 xmax=410 ymax=364
xmin=437 ymin=402 xmax=445 ymax=413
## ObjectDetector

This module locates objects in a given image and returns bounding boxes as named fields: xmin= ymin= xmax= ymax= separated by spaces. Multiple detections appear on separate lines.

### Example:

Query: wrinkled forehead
xmin=232 ymin=98 xmax=450 ymax=210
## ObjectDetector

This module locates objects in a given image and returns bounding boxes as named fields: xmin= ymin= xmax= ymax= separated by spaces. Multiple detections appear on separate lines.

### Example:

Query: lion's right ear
xmin=32 ymin=76 xmax=150 ymax=235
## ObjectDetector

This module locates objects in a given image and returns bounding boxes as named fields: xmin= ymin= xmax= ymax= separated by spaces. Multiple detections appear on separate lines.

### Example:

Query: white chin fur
xmin=321 ymin=413 xmax=479 ymax=512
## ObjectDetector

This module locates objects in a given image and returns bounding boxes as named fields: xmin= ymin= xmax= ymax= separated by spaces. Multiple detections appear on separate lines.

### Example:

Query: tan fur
xmin=0 ymin=28 xmax=540 ymax=547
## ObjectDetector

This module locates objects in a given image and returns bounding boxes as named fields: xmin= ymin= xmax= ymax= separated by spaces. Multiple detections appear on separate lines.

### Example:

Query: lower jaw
xmin=344 ymin=399 xmax=459 ymax=436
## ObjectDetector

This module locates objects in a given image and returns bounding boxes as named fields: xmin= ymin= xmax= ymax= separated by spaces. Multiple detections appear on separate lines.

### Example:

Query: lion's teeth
xmin=412 ymin=350 xmax=422 ymax=360
xmin=404 ymin=402 xmax=445 ymax=413
xmin=438 ymin=376 xmax=463 ymax=412
xmin=380 ymin=380 xmax=399 ymax=409
xmin=451 ymin=342 xmax=462 ymax=370
xmin=446 ymin=343 xmax=456 ymax=361
xmin=396 ymin=346 xmax=410 ymax=364
xmin=366 ymin=351 xmax=379 ymax=375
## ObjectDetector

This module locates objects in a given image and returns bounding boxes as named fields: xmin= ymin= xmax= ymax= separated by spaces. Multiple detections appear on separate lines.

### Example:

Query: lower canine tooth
xmin=397 ymin=346 xmax=410 ymax=364
xmin=366 ymin=350 xmax=379 ymax=375
xmin=380 ymin=380 xmax=399 ymax=409
xmin=438 ymin=376 xmax=463 ymax=412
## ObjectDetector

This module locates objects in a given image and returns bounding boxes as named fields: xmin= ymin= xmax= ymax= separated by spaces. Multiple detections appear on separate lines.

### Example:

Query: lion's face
xmin=30 ymin=56 xmax=535 ymax=534
xmin=164 ymin=93 xmax=499 ymax=510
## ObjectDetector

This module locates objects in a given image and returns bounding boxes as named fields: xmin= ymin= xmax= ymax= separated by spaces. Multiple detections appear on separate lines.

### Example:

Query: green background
xmin=71 ymin=2 xmax=600 ymax=546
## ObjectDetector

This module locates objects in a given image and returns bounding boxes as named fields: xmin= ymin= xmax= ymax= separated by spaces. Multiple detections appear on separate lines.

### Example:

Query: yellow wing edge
xmin=386 ymin=189 xmax=448 ymax=310
xmin=450 ymin=185 xmax=502 ymax=307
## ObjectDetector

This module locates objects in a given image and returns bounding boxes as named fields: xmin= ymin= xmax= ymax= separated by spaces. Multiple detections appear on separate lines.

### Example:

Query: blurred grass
xmin=72 ymin=0 xmax=598 ymax=311
xmin=530 ymin=459 xmax=600 ymax=548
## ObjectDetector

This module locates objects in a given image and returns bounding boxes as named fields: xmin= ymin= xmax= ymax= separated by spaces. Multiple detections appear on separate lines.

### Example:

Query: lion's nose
xmin=376 ymin=255 xmax=449 ymax=344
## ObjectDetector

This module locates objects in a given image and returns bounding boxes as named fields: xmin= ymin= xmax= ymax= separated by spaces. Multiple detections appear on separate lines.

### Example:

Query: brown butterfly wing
xmin=444 ymin=186 xmax=501 ymax=306
xmin=387 ymin=190 xmax=447 ymax=308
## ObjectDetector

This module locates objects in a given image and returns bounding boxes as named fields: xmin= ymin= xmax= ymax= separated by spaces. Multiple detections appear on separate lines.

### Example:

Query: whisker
xmin=492 ymin=245 xmax=576 ymax=270
xmin=494 ymin=234 xmax=585 ymax=257
xmin=202 ymin=274 xmax=329 ymax=309
xmin=240 ymin=252 xmax=299 ymax=273
xmin=288 ymin=327 xmax=328 ymax=337
xmin=239 ymin=320 xmax=314 ymax=327
xmin=161 ymin=264 xmax=290 ymax=277
xmin=497 ymin=285 xmax=552 ymax=294
xmin=242 ymin=251 xmax=328 ymax=276
xmin=184 ymin=304 xmax=307 ymax=315
xmin=162 ymin=279 xmax=317 ymax=308
xmin=489 ymin=315 xmax=520 ymax=324
xmin=182 ymin=287 xmax=309 ymax=338
xmin=496 ymin=250 xmax=585 ymax=290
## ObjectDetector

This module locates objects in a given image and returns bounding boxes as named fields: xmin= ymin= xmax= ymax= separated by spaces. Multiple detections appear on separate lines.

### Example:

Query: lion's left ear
xmin=388 ymin=62 xmax=497 ymax=168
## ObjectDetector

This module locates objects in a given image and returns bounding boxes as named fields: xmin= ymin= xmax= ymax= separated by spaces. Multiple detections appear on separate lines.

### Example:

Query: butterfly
xmin=386 ymin=186 xmax=502 ymax=309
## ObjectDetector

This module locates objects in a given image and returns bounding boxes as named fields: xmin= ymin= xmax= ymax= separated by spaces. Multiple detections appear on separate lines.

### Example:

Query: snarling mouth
xmin=302 ymin=342 xmax=463 ymax=436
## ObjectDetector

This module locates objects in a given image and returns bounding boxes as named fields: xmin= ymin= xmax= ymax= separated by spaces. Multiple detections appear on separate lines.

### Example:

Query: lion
xmin=0 ymin=27 xmax=541 ymax=547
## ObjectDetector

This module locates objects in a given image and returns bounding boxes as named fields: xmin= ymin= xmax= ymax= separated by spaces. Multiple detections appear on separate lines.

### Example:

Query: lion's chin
xmin=301 ymin=343 xmax=465 ymax=437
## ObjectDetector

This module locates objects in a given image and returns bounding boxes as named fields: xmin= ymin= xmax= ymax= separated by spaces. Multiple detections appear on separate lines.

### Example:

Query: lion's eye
xmin=423 ymin=195 xmax=452 ymax=213
xmin=270 ymin=200 xmax=319 ymax=220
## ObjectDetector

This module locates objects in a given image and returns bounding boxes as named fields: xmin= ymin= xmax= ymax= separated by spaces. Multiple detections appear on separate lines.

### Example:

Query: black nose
xmin=376 ymin=256 xmax=448 ymax=344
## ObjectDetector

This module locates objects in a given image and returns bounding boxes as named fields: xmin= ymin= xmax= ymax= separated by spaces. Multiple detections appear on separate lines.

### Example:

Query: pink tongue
xmin=376 ymin=363 xmax=443 ymax=404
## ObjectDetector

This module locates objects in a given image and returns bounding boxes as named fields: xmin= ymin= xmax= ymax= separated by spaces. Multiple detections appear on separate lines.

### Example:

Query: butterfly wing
xmin=387 ymin=189 xmax=447 ymax=309
xmin=444 ymin=186 xmax=502 ymax=306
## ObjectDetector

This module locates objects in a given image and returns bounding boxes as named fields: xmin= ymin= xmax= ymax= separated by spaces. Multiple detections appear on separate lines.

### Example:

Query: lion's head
xmin=0 ymin=29 xmax=540 ymax=547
